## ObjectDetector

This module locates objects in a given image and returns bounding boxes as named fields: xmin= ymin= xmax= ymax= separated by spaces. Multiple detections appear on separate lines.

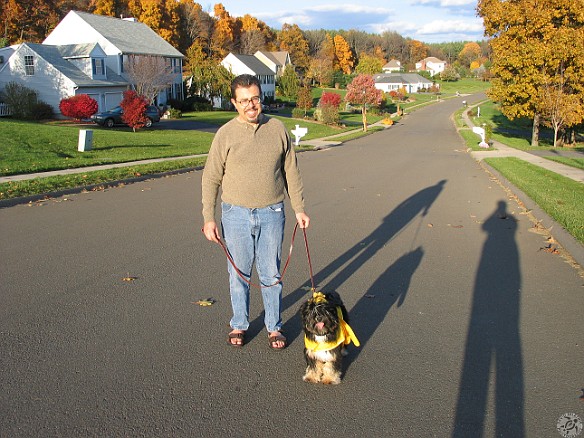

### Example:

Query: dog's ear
xmin=325 ymin=291 xmax=343 ymax=306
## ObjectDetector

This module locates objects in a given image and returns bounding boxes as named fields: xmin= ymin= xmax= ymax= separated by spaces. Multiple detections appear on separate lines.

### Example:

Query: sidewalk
xmin=462 ymin=106 xmax=584 ymax=183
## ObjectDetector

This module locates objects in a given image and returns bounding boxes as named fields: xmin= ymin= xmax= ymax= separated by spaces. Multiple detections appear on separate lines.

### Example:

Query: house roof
xmin=419 ymin=57 xmax=445 ymax=64
xmin=383 ymin=59 xmax=401 ymax=68
xmin=24 ymin=43 xmax=127 ymax=87
xmin=67 ymin=11 xmax=183 ymax=58
xmin=374 ymin=73 xmax=433 ymax=84
xmin=228 ymin=54 xmax=274 ymax=75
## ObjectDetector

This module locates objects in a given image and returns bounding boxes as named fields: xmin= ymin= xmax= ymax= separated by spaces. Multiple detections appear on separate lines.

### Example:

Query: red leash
xmin=209 ymin=223 xmax=316 ymax=290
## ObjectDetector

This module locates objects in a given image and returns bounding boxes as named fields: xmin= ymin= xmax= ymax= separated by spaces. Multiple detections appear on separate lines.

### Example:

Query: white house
xmin=382 ymin=59 xmax=401 ymax=73
xmin=373 ymin=73 xmax=435 ymax=94
xmin=0 ymin=10 xmax=184 ymax=115
xmin=254 ymin=51 xmax=292 ymax=77
xmin=415 ymin=57 xmax=446 ymax=77
xmin=221 ymin=53 xmax=276 ymax=101
xmin=0 ymin=42 xmax=128 ymax=113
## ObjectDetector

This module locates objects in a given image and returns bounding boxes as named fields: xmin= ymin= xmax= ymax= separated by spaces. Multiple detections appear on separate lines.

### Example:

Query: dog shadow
xmin=269 ymin=180 xmax=445 ymax=348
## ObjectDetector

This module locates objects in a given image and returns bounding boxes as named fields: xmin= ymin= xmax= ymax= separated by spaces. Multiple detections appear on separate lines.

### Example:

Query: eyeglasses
xmin=235 ymin=96 xmax=261 ymax=107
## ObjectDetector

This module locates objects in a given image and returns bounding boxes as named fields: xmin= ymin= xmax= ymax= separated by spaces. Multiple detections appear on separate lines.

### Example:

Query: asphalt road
xmin=1 ymin=95 xmax=583 ymax=437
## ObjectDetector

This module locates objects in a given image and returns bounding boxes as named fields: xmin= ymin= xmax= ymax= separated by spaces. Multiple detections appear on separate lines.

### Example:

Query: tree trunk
xmin=362 ymin=106 xmax=367 ymax=132
xmin=531 ymin=113 xmax=540 ymax=147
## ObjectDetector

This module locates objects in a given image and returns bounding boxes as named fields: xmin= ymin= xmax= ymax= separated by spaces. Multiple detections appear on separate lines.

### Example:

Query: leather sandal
xmin=227 ymin=331 xmax=245 ymax=347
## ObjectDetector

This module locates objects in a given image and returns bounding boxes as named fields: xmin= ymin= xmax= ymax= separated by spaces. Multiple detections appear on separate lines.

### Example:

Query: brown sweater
xmin=202 ymin=114 xmax=305 ymax=223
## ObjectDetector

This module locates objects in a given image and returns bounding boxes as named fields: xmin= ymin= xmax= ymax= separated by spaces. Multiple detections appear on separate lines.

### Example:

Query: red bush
xmin=120 ymin=90 xmax=149 ymax=131
xmin=319 ymin=92 xmax=342 ymax=108
xmin=59 ymin=94 xmax=98 ymax=120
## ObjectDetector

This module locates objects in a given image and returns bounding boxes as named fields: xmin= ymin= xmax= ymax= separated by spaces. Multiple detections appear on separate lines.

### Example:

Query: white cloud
xmin=409 ymin=0 xmax=475 ymax=5
xmin=417 ymin=19 xmax=483 ymax=35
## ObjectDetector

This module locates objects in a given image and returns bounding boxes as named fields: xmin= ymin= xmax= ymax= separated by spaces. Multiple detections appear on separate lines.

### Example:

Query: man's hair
xmin=231 ymin=74 xmax=262 ymax=99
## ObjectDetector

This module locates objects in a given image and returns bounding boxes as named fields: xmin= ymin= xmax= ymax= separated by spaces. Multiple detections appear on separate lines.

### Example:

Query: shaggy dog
xmin=299 ymin=291 xmax=360 ymax=384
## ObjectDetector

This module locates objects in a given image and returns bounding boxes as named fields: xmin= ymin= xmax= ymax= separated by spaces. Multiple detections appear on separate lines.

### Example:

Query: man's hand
xmin=202 ymin=221 xmax=221 ymax=243
xmin=296 ymin=212 xmax=310 ymax=229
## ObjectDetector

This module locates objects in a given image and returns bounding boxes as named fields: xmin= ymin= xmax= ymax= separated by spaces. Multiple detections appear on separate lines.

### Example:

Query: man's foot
xmin=268 ymin=331 xmax=287 ymax=350
xmin=228 ymin=330 xmax=245 ymax=347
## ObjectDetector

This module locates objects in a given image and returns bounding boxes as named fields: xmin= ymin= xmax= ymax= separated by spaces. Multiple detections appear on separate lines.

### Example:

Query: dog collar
xmin=304 ymin=307 xmax=360 ymax=351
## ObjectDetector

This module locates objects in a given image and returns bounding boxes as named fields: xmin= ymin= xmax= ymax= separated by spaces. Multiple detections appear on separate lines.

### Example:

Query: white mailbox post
xmin=472 ymin=126 xmax=485 ymax=142
xmin=78 ymin=129 xmax=93 ymax=152
xmin=291 ymin=125 xmax=308 ymax=146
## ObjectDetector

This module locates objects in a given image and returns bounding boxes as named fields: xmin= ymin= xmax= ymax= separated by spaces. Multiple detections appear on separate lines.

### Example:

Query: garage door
xmin=104 ymin=92 xmax=123 ymax=111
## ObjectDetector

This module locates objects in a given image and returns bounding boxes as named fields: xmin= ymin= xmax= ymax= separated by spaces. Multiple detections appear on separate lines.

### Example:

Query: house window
xmin=92 ymin=58 xmax=105 ymax=76
xmin=24 ymin=55 xmax=34 ymax=75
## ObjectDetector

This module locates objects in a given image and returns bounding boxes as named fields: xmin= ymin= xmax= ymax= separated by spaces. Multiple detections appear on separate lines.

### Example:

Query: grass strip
xmin=0 ymin=157 xmax=206 ymax=200
xmin=544 ymin=156 xmax=584 ymax=170
xmin=484 ymin=157 xmax=584 ymax=244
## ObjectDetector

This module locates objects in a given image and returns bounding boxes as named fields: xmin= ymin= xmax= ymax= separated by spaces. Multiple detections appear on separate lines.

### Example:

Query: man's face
xmin=232 ymin=85 xmax=262 ymax=124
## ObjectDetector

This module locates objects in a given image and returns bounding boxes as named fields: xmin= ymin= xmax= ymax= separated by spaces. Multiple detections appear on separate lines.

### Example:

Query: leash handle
xmin=302 ymin=227 xmax=316 ymax=291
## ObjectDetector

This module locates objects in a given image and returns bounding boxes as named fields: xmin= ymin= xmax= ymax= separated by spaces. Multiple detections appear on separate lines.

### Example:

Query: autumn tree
xmin=185 ymin=43 xmax=234 ymax=104
xmin=210 ymin=3 xmax=237 ymax=60
xmin=120 ymin=90 xmax=149 ymax=131
xmin=355 ymin=53 xmax=383 ymax=75
xmin=458 ymin=42 xmax=482 ymax=68
xmin=296 ymin=86 xmax=313 ymax=117
xmin=478 ymin=0 xmax=584 ymax=147
xmin=278 ymin=23 xmax=310 ymax=73
xmin=124 ymin=54 xmax=178 ymax=104
xmin=345 ymin=74 xmax=383 ymax=132
xmin=333 ymin=34 xmax=354 ymax=74
xmin=307 ymin=34 xmax=335 ymax=87
xmin=537 ymin=74 xmax=584 ymax=147
xmin=408 ymin=40 xmax=428 ymax=66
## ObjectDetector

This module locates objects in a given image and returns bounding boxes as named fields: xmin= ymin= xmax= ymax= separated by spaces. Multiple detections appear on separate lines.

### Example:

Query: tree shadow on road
xmin=277 ymin=180 xmax=446 ymax=347
xmin=452 ymin=200 xmax=525 ymax=437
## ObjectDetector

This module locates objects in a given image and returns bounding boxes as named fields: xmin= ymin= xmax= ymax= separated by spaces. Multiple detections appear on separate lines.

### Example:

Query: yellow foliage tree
xmin=333 ymin=34 xmax=354 ymax=74
xmin=458 ymin=42 xmax=482 ymax=68
xmin=210 ymin=3 xmax=236 ymax=59
xmin=278 ymin=23 xmax=310 ymax=72
xmin=478 ymin=0 xmax=584 ymax=146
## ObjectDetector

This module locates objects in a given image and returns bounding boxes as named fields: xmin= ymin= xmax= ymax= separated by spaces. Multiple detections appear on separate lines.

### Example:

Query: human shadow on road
xmin=452 ymin=201 xmax=525 ymax=438
xmin=275 ymin=180 xmax=446 ymax=346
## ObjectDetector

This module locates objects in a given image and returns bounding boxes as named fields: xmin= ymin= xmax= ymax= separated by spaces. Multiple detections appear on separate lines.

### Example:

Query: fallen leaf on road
xmin=539 ymin=244 xmax=560 ymax=255
xmin=122 ymin=274 xmax=138 ymax=282
xmin=448 ymin=224 xmax=464 ymax=228
xmin=427 ymin=223 xmax=433 ymax=228
xmin=192 ymin=298 xmax=216 ymax=306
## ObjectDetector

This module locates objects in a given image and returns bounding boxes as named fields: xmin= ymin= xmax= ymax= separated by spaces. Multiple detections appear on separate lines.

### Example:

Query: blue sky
xmin=206 ymin=1 xmax=485 ymax=43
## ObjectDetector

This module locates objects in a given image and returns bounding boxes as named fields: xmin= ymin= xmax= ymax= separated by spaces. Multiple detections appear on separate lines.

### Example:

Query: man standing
xmin=202 ymin=74 xmax=310 ymax=349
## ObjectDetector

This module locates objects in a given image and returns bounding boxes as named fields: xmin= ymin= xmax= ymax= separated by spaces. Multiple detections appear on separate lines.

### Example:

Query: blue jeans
xmin=221 ymin=202 xmax=285 ymax=332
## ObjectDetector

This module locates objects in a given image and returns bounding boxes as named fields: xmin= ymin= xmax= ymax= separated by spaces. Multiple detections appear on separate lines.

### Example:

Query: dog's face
xmin=300 ymin=292 xmax=342 ymax=337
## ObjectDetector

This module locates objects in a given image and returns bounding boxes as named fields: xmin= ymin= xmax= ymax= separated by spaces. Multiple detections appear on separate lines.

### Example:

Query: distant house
xmin=254 ymin=51 xmax=292 ymax=77
xmin=0 ymin=10 xmax=184 ymax=115
xmin=415 ymin=57 xmax=446 ymax=77
xmin=382 ymin=59 xmax=402 ymax=73
xmin=221 ymin=53 xmax=276 ymax=101
xmin=373 ymin=73 xmax=435 ymax=94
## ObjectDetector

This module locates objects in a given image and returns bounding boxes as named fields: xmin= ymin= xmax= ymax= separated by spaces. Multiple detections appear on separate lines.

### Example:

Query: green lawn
xmin=485 ymin=157 xmax=584 ymax=244
xmin=0 ymin=119 xmax=214 ymax=176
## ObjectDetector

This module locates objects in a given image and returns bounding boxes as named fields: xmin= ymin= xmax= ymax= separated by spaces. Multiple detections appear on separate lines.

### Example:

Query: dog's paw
xmin=303 ymin=374 xmax=319 ymax=384
xmin=321 ymin=375 xmax=341 ymax=385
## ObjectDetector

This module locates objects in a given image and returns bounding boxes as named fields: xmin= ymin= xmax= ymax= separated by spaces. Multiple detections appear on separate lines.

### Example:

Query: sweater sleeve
xmin=282 ymin=130 xmax=305 ymax=214
xmin=201 ymin=130 xmax=226 ymax=223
